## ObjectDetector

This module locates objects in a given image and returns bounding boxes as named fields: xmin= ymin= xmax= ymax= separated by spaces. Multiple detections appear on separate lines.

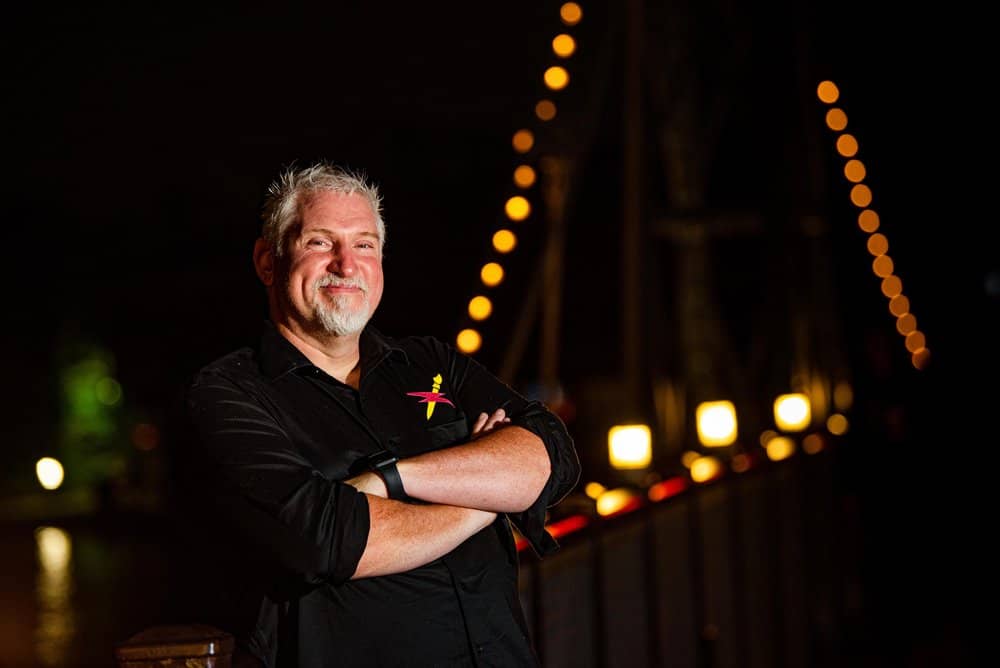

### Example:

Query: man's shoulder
xmin=189 ymin=346 xmax=261 ymax=387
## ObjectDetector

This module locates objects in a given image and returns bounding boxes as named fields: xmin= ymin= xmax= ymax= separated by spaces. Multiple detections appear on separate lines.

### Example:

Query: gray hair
xmin=260 ymin=161 xmax=385 ymax=257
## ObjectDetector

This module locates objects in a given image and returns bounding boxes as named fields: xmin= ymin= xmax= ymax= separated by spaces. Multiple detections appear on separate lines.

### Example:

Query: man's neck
xmin=275 ymin=320 xmax=363 ymax=388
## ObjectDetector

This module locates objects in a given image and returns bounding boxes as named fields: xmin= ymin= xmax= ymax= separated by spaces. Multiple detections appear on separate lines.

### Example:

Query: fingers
xmin=482 ymin=408 xmax=509 ymax=431
xmin=470 ymin=408 xmax=510 ymax=439
xmin=472 ymin=411 xmax=489 ymax=435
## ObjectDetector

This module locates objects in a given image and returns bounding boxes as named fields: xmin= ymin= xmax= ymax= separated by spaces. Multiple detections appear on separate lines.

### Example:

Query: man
xmin=180 ymin=161 xmax=580 ymax=667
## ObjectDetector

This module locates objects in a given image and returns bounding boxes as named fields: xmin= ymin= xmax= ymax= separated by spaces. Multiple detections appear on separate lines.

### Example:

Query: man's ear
xmin=253 ymin=238 xmax=276 ymax=286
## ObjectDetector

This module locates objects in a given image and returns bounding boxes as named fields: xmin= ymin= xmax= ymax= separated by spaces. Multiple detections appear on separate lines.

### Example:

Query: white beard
xmin=313 ymin=276 xmax=371 ymax=336
xmin=315 ymin=293 xmax=370 ymax=336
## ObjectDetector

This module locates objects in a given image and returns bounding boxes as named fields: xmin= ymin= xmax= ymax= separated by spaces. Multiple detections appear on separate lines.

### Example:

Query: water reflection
xmin=34 ymin=526 xmax=75 ymax=667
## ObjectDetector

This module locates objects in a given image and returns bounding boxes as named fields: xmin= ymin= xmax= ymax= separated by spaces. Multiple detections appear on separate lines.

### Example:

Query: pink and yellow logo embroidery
xmin=407 ymin=373 xmax=454 ymax=419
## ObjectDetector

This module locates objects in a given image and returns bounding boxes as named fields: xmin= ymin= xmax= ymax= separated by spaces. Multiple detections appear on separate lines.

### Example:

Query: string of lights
xmin=454 ymin=2 xmax=584 ymax=355
xmin=816 ymin=80 xmax=930 ymax=371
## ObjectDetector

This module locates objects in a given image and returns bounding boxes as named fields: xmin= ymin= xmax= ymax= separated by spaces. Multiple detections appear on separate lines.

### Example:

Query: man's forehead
xmin=302 ymin=189 xmax=372 ymax=212
xmin=300 ymin=191 xmax=377 ymax=229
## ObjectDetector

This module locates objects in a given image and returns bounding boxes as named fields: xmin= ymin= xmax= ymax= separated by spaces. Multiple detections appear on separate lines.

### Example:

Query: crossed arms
xmin=348 ymin=408 xmax=550 ymax=578
xmin=185 ymin=347 xmax=580 ymax=586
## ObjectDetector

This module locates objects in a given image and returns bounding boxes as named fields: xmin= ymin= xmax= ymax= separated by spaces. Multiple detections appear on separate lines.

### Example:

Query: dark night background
xmin=2 ymin=1 xmax=996 ymax=666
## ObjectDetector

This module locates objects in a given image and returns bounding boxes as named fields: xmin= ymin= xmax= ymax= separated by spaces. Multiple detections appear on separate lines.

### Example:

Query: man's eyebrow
xmin=304 ymin=228 xmax=379 ymax=239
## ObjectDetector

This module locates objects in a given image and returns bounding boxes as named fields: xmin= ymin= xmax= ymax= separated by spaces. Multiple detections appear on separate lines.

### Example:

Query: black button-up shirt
xmin=180 ymin=321 xmax=580 ymax=667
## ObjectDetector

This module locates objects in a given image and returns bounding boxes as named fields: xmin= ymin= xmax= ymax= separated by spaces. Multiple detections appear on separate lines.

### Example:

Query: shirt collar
xmin=258 ymin=319 xmax=407 ymax=381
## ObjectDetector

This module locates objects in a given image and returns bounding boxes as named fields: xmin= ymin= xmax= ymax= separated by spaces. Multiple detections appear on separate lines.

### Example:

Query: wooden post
xmin=114 ymin=624 xmax=235 ymax=668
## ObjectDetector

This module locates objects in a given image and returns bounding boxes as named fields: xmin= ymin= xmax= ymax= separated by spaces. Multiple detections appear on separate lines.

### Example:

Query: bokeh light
xmin=552 ymin=33 xmax=576 ymax=58
xmin=544 ymin=66 xmax=569 ymax=90
xmin=560 ymin=2 xmax=583 ymax=25
xmin=468 ymin=296 xmax=493 ymax=321
xmin=512 ymin=129 xmax=534 ymax=153
xmin=456 ymin=328 xmax=482 ymax=354
xmin=481 ymin=262 xmax=504 ymax=287
xmin=36 ymin=458 xmax=65 ymax=491
xmin=492 ymin=229 xmax=517 ymax=253
xmin=816 ymin=80 xmax=839 ymax=103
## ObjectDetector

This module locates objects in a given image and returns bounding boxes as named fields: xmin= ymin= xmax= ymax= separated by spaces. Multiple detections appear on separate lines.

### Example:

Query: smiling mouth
xmin=317 ymin=279 xmax=367 ymax=295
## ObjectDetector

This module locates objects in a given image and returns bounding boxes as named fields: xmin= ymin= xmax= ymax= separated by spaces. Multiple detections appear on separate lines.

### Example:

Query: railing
xmin=517 ymin=448 xmax=859 ymax=668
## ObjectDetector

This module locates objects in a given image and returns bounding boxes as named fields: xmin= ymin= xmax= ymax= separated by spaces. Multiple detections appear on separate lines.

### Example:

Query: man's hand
xmin=344 ymin=470 xmax=388 ymax=498
xmin=470 ymin=407 xmax=510 ymax=440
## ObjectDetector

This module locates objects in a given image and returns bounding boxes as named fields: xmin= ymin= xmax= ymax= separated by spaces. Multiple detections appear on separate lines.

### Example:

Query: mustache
xmin=316 ymin=275 xmax=368 ymax=293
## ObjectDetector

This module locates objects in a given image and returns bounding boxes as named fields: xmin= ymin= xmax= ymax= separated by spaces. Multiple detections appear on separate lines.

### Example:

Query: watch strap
xmin=366 ymin=450 xmax=411 ymax=502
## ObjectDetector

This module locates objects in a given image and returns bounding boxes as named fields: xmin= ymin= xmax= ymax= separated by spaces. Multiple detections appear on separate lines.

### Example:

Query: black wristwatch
xmin=364 ymin=450 xmax=412 ymax=502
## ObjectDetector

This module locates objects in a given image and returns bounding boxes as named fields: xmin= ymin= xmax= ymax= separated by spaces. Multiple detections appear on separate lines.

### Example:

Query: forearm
xmin=352 ymin=495 xmax=496 ymax=579
xmin=396 ymin=425 xmax=550 ymax=513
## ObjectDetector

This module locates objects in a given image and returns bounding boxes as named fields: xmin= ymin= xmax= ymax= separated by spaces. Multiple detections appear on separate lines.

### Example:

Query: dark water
xmin=0 ymin=515 xmax=183 ymax=668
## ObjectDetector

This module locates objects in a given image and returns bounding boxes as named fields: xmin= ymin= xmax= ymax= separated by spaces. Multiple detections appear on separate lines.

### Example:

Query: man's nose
xmin=327 ymin=247 xmax=358 ymax=276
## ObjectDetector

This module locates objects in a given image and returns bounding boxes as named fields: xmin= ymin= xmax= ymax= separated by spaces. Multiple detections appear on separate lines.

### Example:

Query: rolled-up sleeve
xmin=185 ymin=371 xmax=370 ymax=585
xmin=505 ymin=404 xmax=580 ymax=556
xmin=442 ymin=341 xmax=582 ymax=557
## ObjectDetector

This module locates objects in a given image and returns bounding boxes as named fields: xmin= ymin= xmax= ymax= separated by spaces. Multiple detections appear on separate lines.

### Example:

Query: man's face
xmin=277 ymin=190 xmax=384 ymax=337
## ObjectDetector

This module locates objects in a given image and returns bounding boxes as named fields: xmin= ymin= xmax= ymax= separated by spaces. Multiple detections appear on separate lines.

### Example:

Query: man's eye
xmin=357 ymin=242 xmax=375 ymax=249
xmin=307 ymin=239 xmax=330 ymax=248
